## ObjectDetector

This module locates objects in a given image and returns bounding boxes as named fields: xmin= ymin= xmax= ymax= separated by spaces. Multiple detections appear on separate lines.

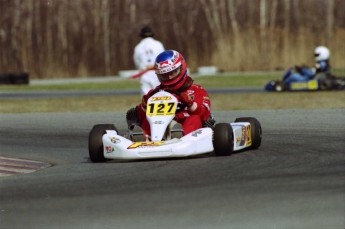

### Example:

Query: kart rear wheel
xmin=213 ymin=123 xmax=234 ymax=156
xmin=319 ymin=79 xmax=333 ymax=90
xmin=89 ymin=124 xmax=118 ymax=162
xmin=234 ymin=117 xmax=262 ymax=149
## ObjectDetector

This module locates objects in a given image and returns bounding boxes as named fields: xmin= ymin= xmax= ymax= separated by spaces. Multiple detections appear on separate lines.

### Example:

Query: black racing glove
xmin=126 ymin=107 xmax=139 ymax=130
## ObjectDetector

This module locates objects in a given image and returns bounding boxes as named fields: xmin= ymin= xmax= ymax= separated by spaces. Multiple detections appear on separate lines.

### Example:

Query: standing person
xmin=126 ymin=50 xmax=215 ymax=140
xmin=132 ymin=26 xmax=165 ymax=95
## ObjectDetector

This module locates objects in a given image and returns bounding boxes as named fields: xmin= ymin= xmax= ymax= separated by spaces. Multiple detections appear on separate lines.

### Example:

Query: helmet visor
xmin=157 ymin=66 xmax=181 ymax=82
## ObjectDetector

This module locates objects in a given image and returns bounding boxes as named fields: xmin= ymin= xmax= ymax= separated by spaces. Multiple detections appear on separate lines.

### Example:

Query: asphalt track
xmin=0 ymin=108 xmax=344 ymax=229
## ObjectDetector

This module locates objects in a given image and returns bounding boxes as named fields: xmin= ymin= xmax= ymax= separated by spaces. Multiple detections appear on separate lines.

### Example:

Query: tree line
xmin=0 ymin=0 xmax=344 ymax=78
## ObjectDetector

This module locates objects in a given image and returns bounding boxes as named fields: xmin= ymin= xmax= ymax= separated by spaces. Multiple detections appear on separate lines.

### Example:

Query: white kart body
xmin=100 ymin=90 xmax=254 ymax=160
xmin=102 ymin=128 xmax=213 ymax=159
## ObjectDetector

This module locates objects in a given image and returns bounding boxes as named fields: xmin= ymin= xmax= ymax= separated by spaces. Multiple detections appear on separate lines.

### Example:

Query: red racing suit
xmin=136 ymin=84 xmax=211 ymax=136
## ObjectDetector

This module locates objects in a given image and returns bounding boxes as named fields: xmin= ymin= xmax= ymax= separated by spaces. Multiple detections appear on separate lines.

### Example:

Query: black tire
xmin=319 ymin=79 xmax=333 ymax=90
xmin=334 ymin=77 xmax=345 ymax=90
xmin=11 ymin=73 xmax=30 ymax=85
xmin=213 ymin=123 xmax=234 ymax=156
xmin=0 ymin=73 xmax=29 ymax=85
xmin=88 ymin=124 xmax=117 ymax=162
xmin=234 ymin=117 xmax=262 ymax=149
xmin=0 ymin=74 xmax=11 ymax=84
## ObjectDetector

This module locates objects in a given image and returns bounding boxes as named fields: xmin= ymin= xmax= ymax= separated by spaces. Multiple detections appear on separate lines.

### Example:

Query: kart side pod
xmin=213 ymin=117 xmax=262 ymax=156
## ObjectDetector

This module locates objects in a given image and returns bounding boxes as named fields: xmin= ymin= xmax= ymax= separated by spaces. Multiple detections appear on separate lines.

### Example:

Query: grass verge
xmin=1 ymin=72 xmax=344 ymax=113
xmin=1 ymin=91 xmax=344 ymax=113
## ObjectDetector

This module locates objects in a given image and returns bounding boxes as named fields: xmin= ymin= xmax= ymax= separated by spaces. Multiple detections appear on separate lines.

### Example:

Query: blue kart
xmin=265 ymin=67 xmax=345 ymax=92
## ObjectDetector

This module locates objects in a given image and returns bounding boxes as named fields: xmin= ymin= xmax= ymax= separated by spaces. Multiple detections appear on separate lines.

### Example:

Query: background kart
xmin=265 ymin=68 xmax=345 ymax=92
xmin=88 ymin=90 xmax=262 ymax=162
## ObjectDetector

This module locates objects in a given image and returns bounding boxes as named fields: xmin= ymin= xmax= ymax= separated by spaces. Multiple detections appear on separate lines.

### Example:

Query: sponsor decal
xmin=128 ymin=141 xmax=165 ymax=149
xmin=307 ymin=80 xmax=318 ymax=89
xmin=240 ymin=126 xmax=246 ymax=146
xmin=171 ymin=53 xmax=179 ymax=63
xmin=290 ymin=80 xmax=318 ymax=90
xmin=151 ymin=96 xmax=172 ymax=101
xmin=203 ymin=103 xmax=210 ymax=111
xmin=191 ymin=129 xmax=202 ymax=137
xmin=158 ymin=60 xmax=169 ymax=67
xmin=105 ymin=146 xmax=114 ymax=153
xmin=290 ymin=82 xmax=308 ymax=90
xmin=246 ymin=125 xmax=252 ymax=146
xmin=110 ymin=137 xmax=121 ymax=144
xmin=183 ymin=113 xmax=190 ymax=117
xmin=153 ymin=121 xmax=164 ymax=124
xmin=160 ymin=67 xmax=175 ymax=73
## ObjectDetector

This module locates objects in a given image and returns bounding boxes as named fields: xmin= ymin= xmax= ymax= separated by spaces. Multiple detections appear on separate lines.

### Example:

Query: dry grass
xmin=211 ymin=92 xmax=345 ymax=110
xmin=1 ymin=91 xmax=344 ymax=113
xmin=206 ymin=28 xmax=345 ymax=72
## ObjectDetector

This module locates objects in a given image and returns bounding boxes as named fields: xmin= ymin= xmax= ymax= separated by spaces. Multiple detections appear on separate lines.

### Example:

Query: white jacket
xmin=140 ymin=70 xmax=161 ymax=95
xmin=133 ymin=37 xmax=165 ymax=70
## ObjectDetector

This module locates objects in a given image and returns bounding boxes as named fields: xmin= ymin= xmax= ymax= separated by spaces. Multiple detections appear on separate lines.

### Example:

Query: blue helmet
xmin=154 ymin=50 xmax=187 ymax=90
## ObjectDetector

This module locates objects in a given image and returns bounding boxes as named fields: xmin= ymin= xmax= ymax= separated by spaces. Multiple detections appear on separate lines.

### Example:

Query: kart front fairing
xmin=102 ymin=128 xmax=214 ymax=159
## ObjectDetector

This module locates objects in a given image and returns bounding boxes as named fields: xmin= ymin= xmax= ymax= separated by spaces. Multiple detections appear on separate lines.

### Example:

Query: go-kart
xmin=265 ymin=68 xmax=345 ymax=92
xmin=88 ymin=90 xmax=262 ymax=162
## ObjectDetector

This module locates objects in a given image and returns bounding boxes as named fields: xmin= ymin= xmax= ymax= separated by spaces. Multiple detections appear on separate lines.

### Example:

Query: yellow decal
xmin=151 ymin=96 xmax=172 ymax=101
xmin=307 ymin=80 xmax=318 ymax=90
xmin=290 ymin=82 xmax=307 ymax=90
xmin=246 ymin=125 xmax=252 ymax=146
xmin=240 ymin=127 xmax=246 ymax=145
xmin=146 ymin=102 xmax=177 ymax=116
xmin=128 ymin=141 xmax=165 ymax=149
xmin=290 ymin=80 xmax=318 ymax=90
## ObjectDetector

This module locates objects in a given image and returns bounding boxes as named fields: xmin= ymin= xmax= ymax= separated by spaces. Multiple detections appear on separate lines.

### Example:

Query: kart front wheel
xmin=274 ymin=81 xmax=285 ymax=92
xmin=89 ymin=124 xmax=118 ymax=162
xmin=235 ymin=117 xmax=262 ymax=149
xmin=213 ymin=123 xmax=234 ymax=156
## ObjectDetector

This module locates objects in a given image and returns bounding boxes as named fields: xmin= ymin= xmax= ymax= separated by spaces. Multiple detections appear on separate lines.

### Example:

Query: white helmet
xmin=314 ymin=46 xmax=330 ymax=61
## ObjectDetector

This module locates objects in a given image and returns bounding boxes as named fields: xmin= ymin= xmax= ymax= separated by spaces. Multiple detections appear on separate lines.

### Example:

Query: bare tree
xmin=327 ymin=0 xmax=335 ymax=41
xmin=102 ymin=0 xmax=111 ymax=75
xmin=1 ymin=0 xmax=345 ymax=78
xmin=228 ymin=0 xmax=239 ymax=36
xmin=260 ymin=0 xmax=267 ymax=41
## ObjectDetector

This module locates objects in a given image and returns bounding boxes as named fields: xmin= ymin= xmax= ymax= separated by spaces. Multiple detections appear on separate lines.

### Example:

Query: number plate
xmin=146 ymin=96 xmax=177 ymax=116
